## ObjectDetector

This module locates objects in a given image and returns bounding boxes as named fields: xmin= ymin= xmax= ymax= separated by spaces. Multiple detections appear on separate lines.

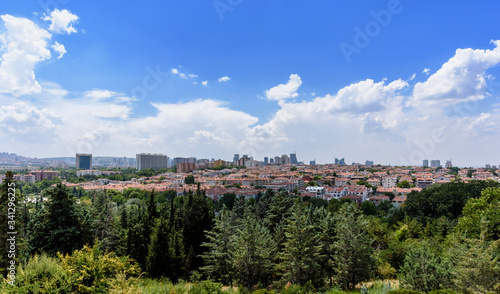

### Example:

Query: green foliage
xmin=3 ymin=253 xmax=71 ymax=293
xmin=399 ymin=242 xmax=452 ymax=292
xmin=188 ymin=280 xmax=224 ymax=294
xmin=232 ymin=217 xmax=274 ymax=290
xmin=404 ymin=181 xmax=500 ymax=224
xmin=450 ymin=239 xmax=500 ymax=293
xmin=332 ymin=203 xmax=375 ymax=290
xmin=455 ymin=187 xmax=500 ymax=240
xmin=277 ymin=202 xmax=319 ymax=286
xmin=387 ymin=290 xmax=423 ymax=294
xmin=185 ymin=175 xmax=195 ymax=185
xmin=59 ymin=243 xmax=141 ymax=294
xmin=361 ymin=200 xmax=378 ymax=216
xmin=28 ymin=183 xmax=89 ymax=255
xmin=397 ymin=180 xmax=412 ymax=188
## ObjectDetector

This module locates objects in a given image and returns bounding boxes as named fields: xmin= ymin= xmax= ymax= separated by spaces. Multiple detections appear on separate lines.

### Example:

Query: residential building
xmin=136 ymin=153 xmax=168 ymax=171
xmin=430 ymin=160 xmax=441 ymax=168
xmin=281 ymin=154 xmax=290 ymax=165
xmin=423 ymin=159 xmax=429 ymax=167
xmin=28 ymin=170 xmax=59 ymax=181
xmin=233 ymin=154 xmax=240 ymax=163
xmin=77 ymin=170 xmax=103 ymax=177
xmin=382 ymin=176 xmax=397 ymax=188
xmin=76 ymin=153 xmax=92 ymax=169
xmin=264 ymin=157 xmax=269 ymax=165
xmin=445 ymin=160 xmax=452 ymax=168
xmin=177 ymin=162 xmax=196 ymax=173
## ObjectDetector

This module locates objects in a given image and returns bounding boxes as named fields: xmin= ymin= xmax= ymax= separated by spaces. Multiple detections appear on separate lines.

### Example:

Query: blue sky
xmin=1 ymin=0 xmax=500 ymax=166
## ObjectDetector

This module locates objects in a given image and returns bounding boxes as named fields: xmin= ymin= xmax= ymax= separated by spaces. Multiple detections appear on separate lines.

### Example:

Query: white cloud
xmin=265 ymin=74 xmax=302 ymax=101
xmin=171 ymin=67 xmax=197 ymax=79
xmin=171 ymin=68 xmax=179 ymax=74
xmin=411 ymin=40 xmax=500 ymax=109
xmin=189 ymin=74 xmax=198 ymax=78
xmin=423 ymin=68 xmax=430 ymax=75
xmin=43 ymin=9 xmax=78 ymax=34
xmin=202 ymin=81 xmax=208 ymax=86
xmin=218 ymin=76 xmax=231 ymax=82
xmin=51 ymin=41 xmax=66 ymax=59
xmin=0 ymin=14 xmax=52 ymax=96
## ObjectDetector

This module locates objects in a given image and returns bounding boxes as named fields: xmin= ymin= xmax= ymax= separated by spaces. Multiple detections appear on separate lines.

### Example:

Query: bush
xmin=59 ymin=243 xmax=141 ymax=294
xmin=2 ymin=254 xmax=71 ymax=293
xmin=188 ymin=280 xmax=224 ymax=294
xmin=387 ymin=290 xmax=423 ymax=294
xmin=251 ymin=289 xmax=274 ymax=294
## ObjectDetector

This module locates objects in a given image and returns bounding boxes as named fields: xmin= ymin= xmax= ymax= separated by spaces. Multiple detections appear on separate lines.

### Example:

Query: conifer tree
xmin=231 ymin=217 xmax=275 ymax=289
xmin=332 ymin=203 xmax=375 ymax=290
xmin=277 ymin=201 xmax=320 ymax=286
xmin=201 ymin=207 xmax=235 ymax=286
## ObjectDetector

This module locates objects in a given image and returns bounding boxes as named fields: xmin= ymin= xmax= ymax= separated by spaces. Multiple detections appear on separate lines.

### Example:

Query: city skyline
xmin=1 ymin=1 xmax=500 ymax=167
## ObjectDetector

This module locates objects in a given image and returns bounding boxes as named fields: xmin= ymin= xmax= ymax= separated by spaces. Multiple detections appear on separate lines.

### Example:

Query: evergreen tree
xmin=399 ymin=241 xmax=453 ymax=292
xmin=28 ymin=183 xmax=85 ymax=255
xmin=231 ymin=217 xmax=275 ymax=290
xmin=332 ymin=203 xmax=375 ymax=290
xmin=277 ymin=201 xmax=320 ymax=286
xmin=0 ymin=171 xmax=17 ymax=277
xmin=201 ymin=207 xmax=235 ymax=286
xmin=146 ymin=217 xmax=171 ymax=278
xmin=265 ymin=190 xmax=294 ymax=233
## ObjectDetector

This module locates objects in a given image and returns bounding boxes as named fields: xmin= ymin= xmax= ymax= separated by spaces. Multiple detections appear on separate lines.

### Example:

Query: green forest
xmin=1 ymin=171 xmax=499 ymax=293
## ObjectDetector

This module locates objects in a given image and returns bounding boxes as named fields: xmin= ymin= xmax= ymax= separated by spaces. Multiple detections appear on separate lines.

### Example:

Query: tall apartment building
xmin=430 ymin=160 xmax=441 ymax=168
xmin=233 ymin=154 xmax=240 ymax=163
xmin=177 ymin=162 xmax=196 ymax=173
xmin=281 ymin=154 xmax=290 ymax=165
xmin=274 ymin=156 xmax=281 ymax=165
xmin=423 ymin=159 xmax=429 ymax=167
xmin=264 ymin=157 xmax=269 ymax=165
xmin=136 ymin=153 xmax=168 ymax=171
xmin=76 ymin=153 xmax=92 ymax=169
xmin=28 ymin=170 xmax=59 ymax=181
xmin=445 ymin=160 xmax=453 ymax=168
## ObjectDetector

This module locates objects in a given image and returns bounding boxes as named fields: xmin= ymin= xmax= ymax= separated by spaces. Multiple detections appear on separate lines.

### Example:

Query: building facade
xmin=136 ymin=153 xmax=168 ymax=171
xmin=76 ymin=153 xmax=92 ymax=169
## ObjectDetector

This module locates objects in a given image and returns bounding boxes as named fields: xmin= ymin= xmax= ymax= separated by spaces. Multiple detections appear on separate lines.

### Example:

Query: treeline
xmin=1 ymin=173 xmax=500 ymax=293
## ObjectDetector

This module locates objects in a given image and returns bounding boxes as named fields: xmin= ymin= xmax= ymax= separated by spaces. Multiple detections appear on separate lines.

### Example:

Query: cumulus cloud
xmin=411 ymin=40 xmax=500 ymax=109
xmin=43 ymin=9 xmax=78 ymax=34
xmin=265 ymin=74 xmax=302 ymax=101
xmin=171 ymin=67 xmax=197 ymax=79
xmin=423 ymin=68 xmax=430 ymax=75
xmin=51 ymin=41 xmax=66 ymax=59
xmin=202 ymin=81 xmax=208 ymax=86
xmin=0 ymin=14 xmax=52 ymax=96
xmin=218 ymin=76 xmax=231 ymax=82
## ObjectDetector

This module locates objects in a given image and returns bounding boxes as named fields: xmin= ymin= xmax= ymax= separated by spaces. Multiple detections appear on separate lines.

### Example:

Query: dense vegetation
xmin=1 ymin=172 xmax=499 ymax=293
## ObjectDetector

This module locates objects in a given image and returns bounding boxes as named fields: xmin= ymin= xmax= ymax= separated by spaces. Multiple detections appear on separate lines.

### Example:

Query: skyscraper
xmin=76 ymin=153 xmax=92 ymax=170
xmin=430 ymin=160 xmax=441 ymax=168
xmin=274 ymin=156 xmax=281 ymax=164
xmin=136 ymin=153 xmax=168 ymax=171
xmin=233 ymin=154 xmax=240 ymax=163
xmin=264 ymin=157 xmax=269 ymax=165
xmin=445 ymin=160 xmax=452 ymax=168
xmin=281 ymin=154 xmax=290 ymax=164
xmin=290 ymin=153 xmax=298 ymax=164
xmin=423 ymin=159 xmax=429 ymax=167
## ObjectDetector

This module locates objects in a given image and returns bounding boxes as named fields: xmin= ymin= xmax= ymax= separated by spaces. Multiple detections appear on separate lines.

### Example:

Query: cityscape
xmin=1 ymin=1 xmax=500 ymax=293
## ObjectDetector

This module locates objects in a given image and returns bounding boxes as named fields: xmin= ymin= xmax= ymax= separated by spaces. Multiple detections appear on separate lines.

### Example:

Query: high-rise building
xmin=365 ymin=160 xmax=374 ymax=166
xmin=423 ymin=159 xmax=429 ymax=167
xmin=136 ymin=153 xmax=168 ymax=171
xmin=290 ymin=153 xmax=298 ymax=164
xmin=281 ymin=154 xmax=290 ymax=165
xmin=76 ymin=153 xmax=92 ymax=170
xmin=270 ymin=158 xmax=274 ymax=164
xmin=339 ymin=158 xmax=345 ymax=165
xmin=310 ymin=160 xmax=316 ymax=165
xmin=430 ymin=160 xmax=441 ymax=168
xmin=233 ymin=154 xmax=240 ymax=163
xmin=445 ymin=160 xmax=452 ymax=168
xmin=334 ymin=158 xmax=339 ymax=165
xmin=177 ymin=162 xmax=196 ymax=173
xmin=274 ymin=156 xmax=281 ymax=165
xmin=264 ymin=157 xmax=269 ymax=165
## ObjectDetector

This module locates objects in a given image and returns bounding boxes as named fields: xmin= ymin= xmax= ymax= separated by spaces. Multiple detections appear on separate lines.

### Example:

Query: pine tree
xmin=277 ymin=201 xmax=320 ymax=286
xmin=0 ymin=171 xmax=16 ymax=277
xmin=201 ymin=207 xmax=235 ymax=286
xmin=332 ymin=203 xmax=375 ymax=290
xmin=265 ymin=190 xmax=294 ymax=233
xmin=27 ymin=183 xmax=85 ymax=255
xmin=231 ymin=217 xmax=275 ymax=290
xmin=146 ymin=217 xmax=171 ymax=278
